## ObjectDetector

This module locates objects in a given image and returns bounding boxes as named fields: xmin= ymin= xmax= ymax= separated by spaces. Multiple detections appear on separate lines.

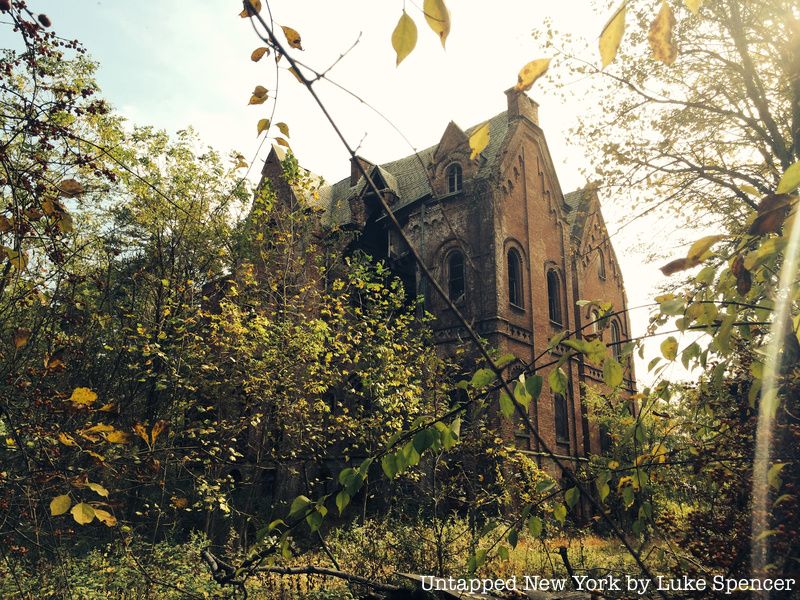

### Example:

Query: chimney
xmin=350 ymin=155 xmax=374 ymax=186
xmin=505 ymin=87 xmax=539 ymax=126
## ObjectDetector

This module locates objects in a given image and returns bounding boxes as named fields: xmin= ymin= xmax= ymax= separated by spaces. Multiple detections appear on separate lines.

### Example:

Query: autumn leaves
xmin=391 ymin=0 xmax=450 ymax=66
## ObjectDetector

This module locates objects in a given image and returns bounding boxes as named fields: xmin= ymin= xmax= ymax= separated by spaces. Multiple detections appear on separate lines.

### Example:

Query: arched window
xmin=589 ymin=309 xmax=600 ymax=335
xmin=554 ymin=393 xmax=569 ymax=443
xmin=447 ymin=250 xmax=465 ymax=302
xmin=598 ymin=249 xmax=606 ymax=280
xmin=610 ymin=320 xmax=622 ymax=360
xmin=546 ymin=269 xmax=562 ymax=326
xmin=446 ymin=163 xmax=463 ymax=194
xmin=507 ymin=249 xmax=523 ymax=308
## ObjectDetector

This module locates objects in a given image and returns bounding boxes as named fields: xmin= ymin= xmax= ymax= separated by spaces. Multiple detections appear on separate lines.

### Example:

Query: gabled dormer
xmin=428 ymin=121 xmax=480 ymax=196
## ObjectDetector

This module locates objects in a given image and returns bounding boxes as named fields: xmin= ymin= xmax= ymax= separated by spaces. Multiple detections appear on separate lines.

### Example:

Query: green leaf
xmin=602 ymin=357 xmax=623 ymax=387
xmin=507 ymin=528 xmax=518 ymax=548
xmin=660 ymin=336 xmax=678 ymax=361
xmin=289 ymin=495 xmax=312 ymax=517
xmin=565 ymin=486 xmax=579 ymax=508
xmin=548 ymin=367 xmax=567 ymax=394
xmin=513 ymin=379 xmax=531 ymax=408
xmin=498 ymin=545 xmax=509 ymax=561
xmin=306 ymin=508 xmax=325 ymax=532
xmin=525 ymin=374 xmax=543 ymax=401
xmin=470 ymin=368 xmax=496 ymax=389
xmin=527 ymin=515 xmax=543 ymax=537
xmin=413 ymin=428 xmax=436 ymax=454
xmin=499 ymin=391 xmax=515 ymax=419
xmin=621 ymin=485 xmax=635 ymax=508
xmin=335 ymin=490 xmax=350 ymax=515
xmin=553 ymin=503 xmax=567 ymax=524
xmin=768 ymin=463 xmax=786 ymax=491
xmin=381 ymin=454 xmax=398 ymax=479
xmin=776 ymin=160 xmax=800 ymax=194
xmin=496 ymin=353 xmax=516 ymax=368
xmin=50 ymin=494 xmax=71 ymax=516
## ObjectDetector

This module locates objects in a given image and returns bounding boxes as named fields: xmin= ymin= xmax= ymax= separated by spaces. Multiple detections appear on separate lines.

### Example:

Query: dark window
xmin=554 ymin=393 xmax=569 ymax=443
xmin=546 ymin=270 xmax=562 ymax=326
xmin=610 ymin=320 xmax=622 ymax=360
xmin=447 ymin=163 xmax=463 ymax=193
xmin=447 ymin=251 xmax=465 ymax=302
xmin=507 ymin=249 xmax=523 ymax=308
xmin=598 ymin=249 xmax=606 ymax=280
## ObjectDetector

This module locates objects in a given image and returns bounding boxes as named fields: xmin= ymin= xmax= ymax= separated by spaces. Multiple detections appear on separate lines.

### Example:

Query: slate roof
xmin=311 ymin=110 xmax=511 ymax=226
xmin=293 ymin=109 xmax=588 ymax=230
xmin=564 ymin=187 xmax=593 ymax=240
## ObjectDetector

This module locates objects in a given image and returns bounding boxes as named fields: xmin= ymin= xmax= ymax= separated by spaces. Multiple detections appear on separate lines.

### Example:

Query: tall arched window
xmin=507 ymin=249 xmax=523 ymax=308
xmin=546 ymin=269 xmax=562 ymax=326
xmin=597 ymin=249 xmax=606 ymax=280
xmin=447 ymin=250 xmax=465 ymax=302
xmin=446 ymin=163 xmax=463 ymax=194
xmin=554 ymin=393 xmax=569 ymax=443
xmin=610 ymin=320 xmax=622 ymax=360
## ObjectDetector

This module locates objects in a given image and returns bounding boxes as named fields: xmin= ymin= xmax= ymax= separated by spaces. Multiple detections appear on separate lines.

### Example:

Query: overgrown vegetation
xmin=0 ymin=0 xmax=798 ymax=598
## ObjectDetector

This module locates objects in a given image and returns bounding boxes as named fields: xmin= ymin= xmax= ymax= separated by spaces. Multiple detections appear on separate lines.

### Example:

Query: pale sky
xmin=25 ymin=0 xmax=698 ymax=385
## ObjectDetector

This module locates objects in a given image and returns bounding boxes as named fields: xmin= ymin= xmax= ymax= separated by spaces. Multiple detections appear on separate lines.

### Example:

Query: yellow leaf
xmin=4 ymin=247 xmax=27 ymax=270
xmin=250 ymin=47 xmax=270 ymax=62
xmin=151 ymin=420 xmax=168 ymax=445
xmin=82 ymin=423 xmax=114 ymax=434
xmin=69 ymin=387 xmax=97 ymax=407
xmin=133 ymin=423 xmax=149 ymax=445
xmin=275 ymin=137 xmax=291 ymax=149
xmin=56 ymin=211 xmax=74 ymax=233
xmin=94 ymin=508 xmax=117 ymax=527
xmin=648 ymin=1 xmax=677 ymax=65
xmin=468 ymin=122 xmax=490 ymax=161
xmin=239 ymin=0 xmax=261 ymax=18
xmin=248 ymin=85 xmax=269 ymax=105
xmin=599 ymin=1 xmax=627 ymax=68
xmin=87 ymin=450 xmax=105 ymax=462
xmin=58 ymin=432 xmax=77 ymax=447
xmin=281 ymin=25 xmax=303 ymax=50
xmin=684 ymin=0 xmax=703 ymax=14
xmin=777 ymin=160 xmax=800 ymax=195
xmin=391 ymin=11 xmax=417 ymax=66
xmin=171 ymin=496 xmax=189 ymax=509
xmin=58 ymin=179 xmax=84 ymax=197
xmin=276 ymin=122 xmax=290 ymax=138
xmin=514 ymin=58 xmax=551 ymax=92
xmin=686 ymin=234 xmax=725 ymax=263
xmin=104 ymin=430 xmax=131 ymax=444
xmin=288 ymin=67 xmax=303 ymax=84
xmin=423 ymin=0 xmax=450 ymax=48
xmin=71 ymin=502 xmax=95 ymax=525
xmin=12 ymin=327 xmax=30 ymax=348
xmin=50 ymin=494 xmax=71 ymax=516
xmin=98 ymin=403 xmax=115 ymax=412
xmin=257 ymin=118 xmax=270 ymax=136
xmin=44 ymin=348 xmax=66 ymax=370
xmin=86 ymin=482 xmax=109 ymax=498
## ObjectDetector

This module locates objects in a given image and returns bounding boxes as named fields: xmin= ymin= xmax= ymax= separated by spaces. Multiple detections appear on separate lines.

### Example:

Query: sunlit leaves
xmin=276 ymin=122 xmax=290 ymax=138
xmin=565 ymin=486 xmax=579 ymax=508
xmin=50 ymin=495 xmax=71 ymax=516
xmin=468 ymin=122 xmax=490 ymax=161
xmin=603 ymin=357 xmax=623 ymax=387
xmin=70 ymin=502 xmax=95 ymax=525
xmin=499 ymin=391 xmax=515 ymax=419
xmin=552 ymin=503 xmax=567 ymax=524
xmin=391 ymin=11 xmax=417 ymax=66
xmin=660 ymin=336 xmax=678 ymax=360
xmin=250 ymin=47 xmax=270 ymax=62
xmin=423 ymin=0 xmax=450 ymax=48
xmin=58 ymin=432 xmax=77 ymax=446
xmin=684 ymin=0 xmax=704 ymax=14
xmin=527 ymin=515 xmax=543 ymax=537
xmin=69 ymin=387 xmax=97 ymax=407
xmin=248 ymin=85 xmax=269 ymax=105
xmin=660 ymin=234 xmax=725 ymax=275
xmin=648 ymin=1 xmax=677 ymax=65
xmin=599 ymin=2 xmax=627 ymax=68
xmin=281 ymin=26 xmax=303 ymax=50
xmin=94 ymin=509 xmax=117 ymax=527
xmin=86 ymin=482 xmax=109 ymax=498
xmin=514 ymin=58 xmax=551 ymax=92
xmin=104 ymin=429 xmax=131 ymax=444
xmin=776 ymin=161 xmax=800 ymax=194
